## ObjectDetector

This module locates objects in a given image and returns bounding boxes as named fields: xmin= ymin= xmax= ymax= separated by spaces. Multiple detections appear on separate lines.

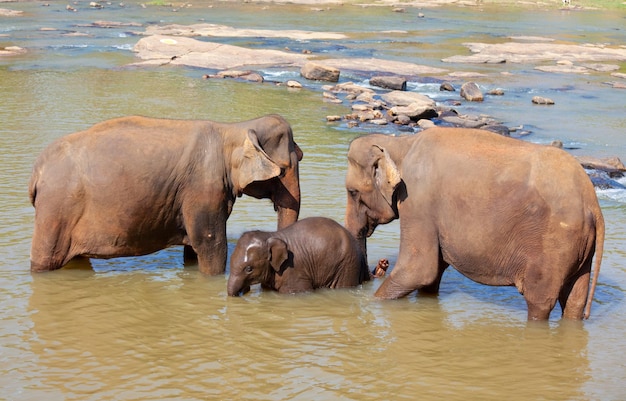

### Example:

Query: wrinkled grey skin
xmin=228 ymin=217 xmax=369 ymax=296
xmin=29 ymin=114 xmax=302 ymax=275
xmin=345 ymin=127 xmax=604 ymax=321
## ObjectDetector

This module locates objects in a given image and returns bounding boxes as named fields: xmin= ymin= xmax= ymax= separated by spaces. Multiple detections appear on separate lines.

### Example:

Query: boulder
xmin=380 ymin=91 xmax=435 ymax=107
xmin=382 ymin=91 xmax=437 ymax=121
xmin=576 ymin=156 xmax=626 ymax=174
xmin=389 ymin=102 xmax=438 ymax=120
xmin=370 ymin=75 xmax=407 ymax=91
xmin=300 ymin=62 xmax=340 ymax=82
xmin=460 ymin=82 xmax=483 ymax=101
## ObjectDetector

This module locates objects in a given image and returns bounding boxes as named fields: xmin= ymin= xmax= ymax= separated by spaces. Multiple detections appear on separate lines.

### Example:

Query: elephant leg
xmin=418 ymin=262 xmax=448 ymax=295
xmin=559 ymin=260 xmax=592 ymax=320
xmin=30 ymin=212 xmax=76 ymax=272
xmin=184 ymin=208 xmax=228 ymax=275
xmin=375 ymin=226 xmax=442 ymax=299
xmin=522 ymin=261 xmax=561 ymax=321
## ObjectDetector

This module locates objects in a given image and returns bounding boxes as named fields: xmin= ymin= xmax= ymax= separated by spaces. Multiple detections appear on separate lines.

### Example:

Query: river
xmin=1 ymin=1 xmax=625 ymax=400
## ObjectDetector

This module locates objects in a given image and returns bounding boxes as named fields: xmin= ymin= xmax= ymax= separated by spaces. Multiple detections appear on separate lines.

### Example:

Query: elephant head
xmin=231 ymin=114 xmax=303 ymax=229
xmin=344 ymin=135 xmax=405 ymax=257
xmin=227 ymin=231 xmax=288 ymax=296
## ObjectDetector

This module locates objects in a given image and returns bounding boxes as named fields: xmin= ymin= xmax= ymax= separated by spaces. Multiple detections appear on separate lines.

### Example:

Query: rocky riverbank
xmin=3 ymin=0 xmax=625 ymax=184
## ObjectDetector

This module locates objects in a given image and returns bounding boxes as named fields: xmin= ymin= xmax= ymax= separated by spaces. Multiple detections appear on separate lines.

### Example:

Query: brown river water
xmin=1 ymin=1 xmax=625 ymax=399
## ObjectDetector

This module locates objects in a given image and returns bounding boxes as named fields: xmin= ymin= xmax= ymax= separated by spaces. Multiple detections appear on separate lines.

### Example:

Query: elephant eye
xmin=348 ymin=189 xmax=359 ymax=199
xmin=244 ymin=266 xmax=254 ymax=274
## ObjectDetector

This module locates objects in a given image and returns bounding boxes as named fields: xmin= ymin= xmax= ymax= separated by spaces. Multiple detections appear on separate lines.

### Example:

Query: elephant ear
xmin=267 ymin=237 xmax=288 ymax=272
xmin=236 ymin=130 xmax=282 ymax=191
xmin=372 ymin=145 xmax=401 ymax=206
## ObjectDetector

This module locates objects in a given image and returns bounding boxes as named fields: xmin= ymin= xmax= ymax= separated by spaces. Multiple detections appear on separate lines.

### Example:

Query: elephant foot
xmin=371 ymin=258 xmax=389 ymax=278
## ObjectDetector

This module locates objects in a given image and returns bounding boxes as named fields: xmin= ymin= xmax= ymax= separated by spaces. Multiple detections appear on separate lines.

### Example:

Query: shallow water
xmin=1 ymin=1 xmax=625 ymax=400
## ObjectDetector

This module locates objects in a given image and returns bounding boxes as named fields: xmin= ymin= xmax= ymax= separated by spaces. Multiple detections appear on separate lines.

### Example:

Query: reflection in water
xmin=28 ymin=270 xmax=590 ymax=400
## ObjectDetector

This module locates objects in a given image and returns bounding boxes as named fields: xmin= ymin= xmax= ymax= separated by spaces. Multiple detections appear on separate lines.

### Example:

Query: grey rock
xmin=440 ymin=82 xmax=455 ymax=91
xmin=301 ymin=62 xmax=340 ymax=82
xmin=460 ymin=82 xmax=484 ymax=102
xmin=381 ymin=91 xmax=435 ymax=107
xmin=370 ymin=75 xmax=407 ymax=91
xmin=481 ymin=124 xmax=510 ymax=136
xmin=389 ymin=102 xmax=438 ymax=120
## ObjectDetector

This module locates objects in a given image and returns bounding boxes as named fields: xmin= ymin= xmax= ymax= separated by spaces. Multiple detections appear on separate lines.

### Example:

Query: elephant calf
xmin=228 ymin=217 xmax=370 ymax=296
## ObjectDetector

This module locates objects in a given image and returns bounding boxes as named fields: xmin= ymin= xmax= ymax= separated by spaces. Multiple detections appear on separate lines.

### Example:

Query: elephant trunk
xmin=227 ymin=277 xmax=250 ymax=297
xmin=345 ymin=200 xmax=368 ymax=261
xmin=274 ymin=157 xmax=300 ymax=230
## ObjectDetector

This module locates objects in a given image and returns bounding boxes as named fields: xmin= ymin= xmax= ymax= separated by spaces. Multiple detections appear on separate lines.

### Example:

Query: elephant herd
xmin=29 ymin=114 xmax=604 ymax=321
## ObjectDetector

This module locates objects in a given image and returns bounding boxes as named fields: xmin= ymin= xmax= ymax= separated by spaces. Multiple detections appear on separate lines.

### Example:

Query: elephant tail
xmin=584 ymin=206 xmax=605 ymax=320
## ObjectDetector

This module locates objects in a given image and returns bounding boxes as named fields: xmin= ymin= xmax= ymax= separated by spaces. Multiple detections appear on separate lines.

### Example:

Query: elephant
xmin=227 ymin=217 xmax=370 ymax=296
xmin=344 ymin=127 xmax=604 ymax=321
xmin=29 ymin=114 xmax=302 ymax=275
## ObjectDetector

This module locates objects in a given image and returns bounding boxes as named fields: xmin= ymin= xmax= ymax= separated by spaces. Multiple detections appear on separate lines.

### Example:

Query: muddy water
xmin=1 ymin=1 xmax=625 ymax=400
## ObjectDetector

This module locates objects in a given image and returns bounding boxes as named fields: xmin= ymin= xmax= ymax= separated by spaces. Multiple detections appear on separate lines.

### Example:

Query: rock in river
xmin=300 ymin=62 xmax=340 ymax=82
xmin=460 ymin=82 xmax=484 ymax=101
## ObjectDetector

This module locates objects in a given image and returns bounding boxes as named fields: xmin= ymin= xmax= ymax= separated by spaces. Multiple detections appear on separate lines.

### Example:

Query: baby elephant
xmin=228 ymin=217 xmax=370 ymax=296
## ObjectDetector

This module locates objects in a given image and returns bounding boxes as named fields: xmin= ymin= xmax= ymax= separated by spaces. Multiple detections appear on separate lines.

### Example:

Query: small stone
xmin=417 ymin=119 xmax=436 ymax=129
xmin=396 ymin=115 xmax=412 ymax=125
xmin=440 ymin=82 xmax=455 ymax=92
xmin=359 ymin=111 xmax=376 ymax=122
xmin=488 ymin=88 xmax=505 ymax=96
xmin=352 ymin=104 xmax=372 ymax=112
xmin=326 ymin=115 xmax=342 ymax=122
xmin=532 ymin=96 xmax=555 ymax=105
xmin=286 ymin=80 xmax=302 ymax=88
xmin=550 ymin=140 xmax=564 ymax=148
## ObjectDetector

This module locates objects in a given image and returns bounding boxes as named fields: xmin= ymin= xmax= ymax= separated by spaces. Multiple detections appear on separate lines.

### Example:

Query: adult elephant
xmin=344 ymin=127 xmax=604 ymax=321
xmin=29 ymin=114 xmax=302 ymax=275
